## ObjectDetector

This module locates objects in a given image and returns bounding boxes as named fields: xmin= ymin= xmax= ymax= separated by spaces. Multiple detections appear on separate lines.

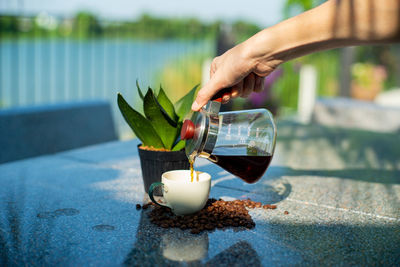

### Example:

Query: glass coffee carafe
xmin=181 ymin=100 xmax=277 ymax=183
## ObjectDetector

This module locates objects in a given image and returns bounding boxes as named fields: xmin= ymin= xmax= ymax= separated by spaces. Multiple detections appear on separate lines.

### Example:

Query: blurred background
xmin=1 ymin=0 xmax=400 ymax=139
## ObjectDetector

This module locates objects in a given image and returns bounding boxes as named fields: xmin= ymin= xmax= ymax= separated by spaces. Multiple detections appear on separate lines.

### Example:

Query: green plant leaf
xmin=175 ymin=84 xmax=199 ymax=121
xmin=117 ymin=93 xmax=164 ymax=148
xmin=153 ymin=97 xmax=178 ymax=128
xmin=172 ymin=139 xmax=186 ymax=151
xmin=143 ymin=89 xmax=179 ymax=150
xmin=157 ymin=85 xmax=178 ymax=122
xmin=154 ymin=86 xmax=178 ymax=127
xmin=136 ymin=79 xmax=144 ymax=100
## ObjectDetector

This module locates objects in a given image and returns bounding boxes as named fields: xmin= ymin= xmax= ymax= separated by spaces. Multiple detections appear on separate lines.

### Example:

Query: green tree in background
xmin=231 ymin=21 xmax=260 ymax=43
xmin=0 ymin=12 xmax=261 ymax=41
xmin=283 ymin=0 xmax=325 ymax=18
xmin=0 ymin=16 xmax=18 ymax=37
xmin=73 ymin=12 xmax=103 ymax=38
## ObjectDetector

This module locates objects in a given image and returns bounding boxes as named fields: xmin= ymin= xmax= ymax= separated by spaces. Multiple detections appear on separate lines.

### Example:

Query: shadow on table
xmin=209 ymin=164 xmax=399 ymax=220
xmin=256 ymin=220 xmax=400 ymax=266
xmin=210 ymin=164 xmax=399 ymax=207
xmin=124 ymin=209 xmax=262 ymax=267
xmin=196 ymin=161 xmax=293 ymax=205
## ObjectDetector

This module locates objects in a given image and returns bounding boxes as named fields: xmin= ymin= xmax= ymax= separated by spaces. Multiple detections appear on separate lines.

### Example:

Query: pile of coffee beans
xmin=140 ymin=198 xmax=278 ymax=234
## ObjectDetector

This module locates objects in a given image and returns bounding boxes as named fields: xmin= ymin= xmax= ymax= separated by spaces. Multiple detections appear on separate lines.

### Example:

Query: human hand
xmin=191 ymin=38 xmax=280 ymax=111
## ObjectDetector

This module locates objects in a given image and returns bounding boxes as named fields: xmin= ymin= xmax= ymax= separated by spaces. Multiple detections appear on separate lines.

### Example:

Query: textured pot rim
xmin=137 ymin=144 xmax=188 ymax=161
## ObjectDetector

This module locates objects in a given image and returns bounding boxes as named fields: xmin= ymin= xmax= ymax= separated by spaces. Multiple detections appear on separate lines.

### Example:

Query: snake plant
xmin=118 ymin=81 xmax=198 ymax=151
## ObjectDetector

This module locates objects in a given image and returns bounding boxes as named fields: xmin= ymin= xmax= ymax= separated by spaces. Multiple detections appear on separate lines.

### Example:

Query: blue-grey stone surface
xmin=0 ymin=121 xmax=399 ymax=266
xmin=0 ymin=100 xmax=117 ymax=164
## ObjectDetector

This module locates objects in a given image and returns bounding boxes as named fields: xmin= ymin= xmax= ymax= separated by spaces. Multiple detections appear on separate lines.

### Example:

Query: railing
xmin=0 ymin=15 xmax=215 ymax=137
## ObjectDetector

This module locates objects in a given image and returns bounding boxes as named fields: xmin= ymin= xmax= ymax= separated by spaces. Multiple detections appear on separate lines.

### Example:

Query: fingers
xmin=222 ymin=80 xmax=243 ymax=104
xmin=242 ymin=73 xmax=255 ymax=97
xmin=191 ymin=82 xmax=238 ymax=110
xmin=231 ymin=80 xmax=243 ymax=98
xmin=254 ymin=76 xmax=264 ymax=93
xmin=192 ymin=73 xmax=264 ymax=111
xmin=191 ymin=81 xmax=221 ymax=111
xmin=228 ymin=74 xmax=263 ymax=101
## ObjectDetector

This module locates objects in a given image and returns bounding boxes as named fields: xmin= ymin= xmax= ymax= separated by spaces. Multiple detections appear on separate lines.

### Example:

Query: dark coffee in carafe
xmin=209 ymin=154 xmax=273 ymax=183
xmin=181 ymin=101 xmax=277 ymax=183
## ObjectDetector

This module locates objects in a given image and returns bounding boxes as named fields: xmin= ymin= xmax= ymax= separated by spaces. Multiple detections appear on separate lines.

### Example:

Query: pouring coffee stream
xmin=181 ymin=90 xmax=277 ymax=183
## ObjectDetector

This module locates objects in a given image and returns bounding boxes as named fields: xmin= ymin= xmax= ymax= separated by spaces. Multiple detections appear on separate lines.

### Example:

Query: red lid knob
xmin=181 ymin=120 xmax=195 ymax=140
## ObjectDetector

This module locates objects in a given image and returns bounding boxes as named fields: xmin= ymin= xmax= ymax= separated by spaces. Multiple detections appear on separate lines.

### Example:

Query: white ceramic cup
xmin=148 ymin=170 xmax=211 ymax=215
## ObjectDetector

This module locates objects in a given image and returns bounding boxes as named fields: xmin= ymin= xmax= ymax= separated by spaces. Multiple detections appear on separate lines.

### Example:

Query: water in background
xmin=0 ymin=39 xmax=213 ymax=136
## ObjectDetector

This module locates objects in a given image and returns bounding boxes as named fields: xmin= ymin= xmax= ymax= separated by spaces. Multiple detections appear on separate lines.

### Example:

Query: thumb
xmin=191 ymin=80 xmax=222 ymax=111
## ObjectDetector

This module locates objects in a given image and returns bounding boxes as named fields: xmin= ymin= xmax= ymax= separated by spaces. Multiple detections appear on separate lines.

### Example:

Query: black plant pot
xmin=137 ymin=145 xmax=190 ymax=193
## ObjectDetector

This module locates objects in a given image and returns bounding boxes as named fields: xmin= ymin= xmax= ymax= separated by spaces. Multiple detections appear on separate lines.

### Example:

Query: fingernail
xmin=191 ymin=101 xmax=200 ymax=111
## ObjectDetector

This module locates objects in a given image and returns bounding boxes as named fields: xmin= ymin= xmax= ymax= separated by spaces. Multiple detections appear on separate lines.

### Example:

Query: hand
xmin=191 ymin=38 xmax=280 ymax=111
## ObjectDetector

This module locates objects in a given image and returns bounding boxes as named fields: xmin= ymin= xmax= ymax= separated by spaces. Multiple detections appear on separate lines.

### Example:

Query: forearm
xmin=191 ymin=0 xmax=400 ymax=110
xmin=246 ymin=0 xmax=400 ymax=72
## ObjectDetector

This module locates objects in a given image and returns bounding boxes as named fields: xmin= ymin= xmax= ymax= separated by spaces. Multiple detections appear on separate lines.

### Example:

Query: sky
xmin=1 ymin=0 xmax=285 ymax=27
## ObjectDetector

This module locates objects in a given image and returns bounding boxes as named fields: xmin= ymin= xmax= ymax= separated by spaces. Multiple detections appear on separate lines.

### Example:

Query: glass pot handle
xmin=203 ymin=87 xmax=233 ymax=114
xmin=211 ymin=87 xmax=232 ymax=102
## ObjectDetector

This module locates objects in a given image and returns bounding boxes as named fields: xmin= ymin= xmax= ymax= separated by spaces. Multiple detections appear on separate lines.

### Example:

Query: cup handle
xmin=149 ymin=182 xmax=169 ymax=208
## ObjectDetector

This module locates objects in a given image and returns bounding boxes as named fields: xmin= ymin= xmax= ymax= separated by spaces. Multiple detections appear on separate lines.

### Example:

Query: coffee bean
xmin=136 ymin=204 xmax=142 ymax=210
xmin=146 ymin=198 xmax=278 ymax=234
xmin=284 ymin=211 xmax=289 ymax=215
xmin=191 ymin=229 xmax=200 ymax=234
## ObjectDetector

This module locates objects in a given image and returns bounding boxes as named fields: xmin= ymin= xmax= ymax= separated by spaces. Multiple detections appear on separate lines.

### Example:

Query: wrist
xmin=241 ymin=28 xmax=285 ymax=76
xmin=246 ymin=1 xmax=336 ymax=69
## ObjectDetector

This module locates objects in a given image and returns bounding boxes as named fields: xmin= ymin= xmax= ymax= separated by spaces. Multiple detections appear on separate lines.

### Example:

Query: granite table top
xmin=1 ymin=121 xmax=399 ymax=266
